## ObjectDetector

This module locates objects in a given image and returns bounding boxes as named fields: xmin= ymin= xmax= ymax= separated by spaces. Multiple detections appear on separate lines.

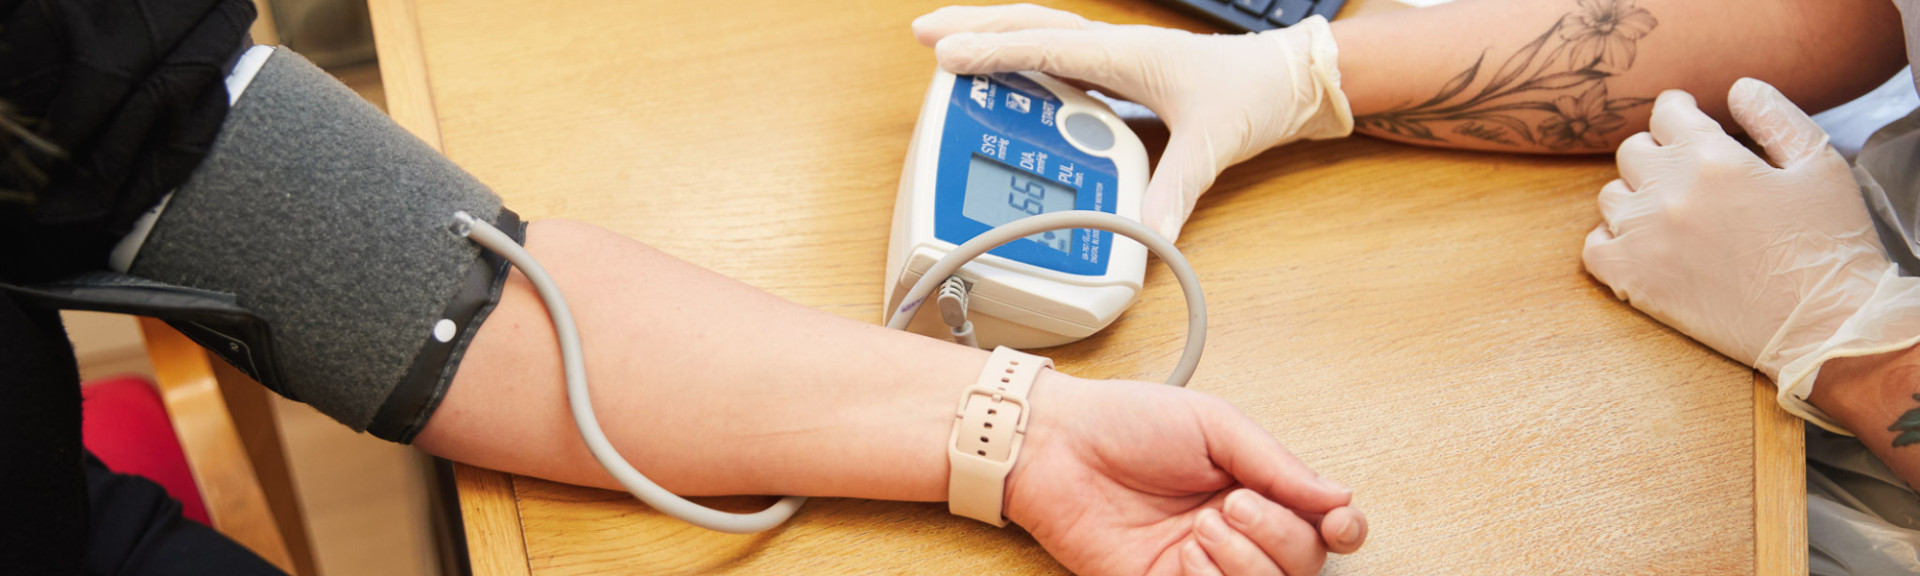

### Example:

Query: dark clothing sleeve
xmin=0 ymin=0 xmax=258 ymax=571
xmin=0 ymin=0 xmax=255 ymax=283
xmin=84 ymin=452 xmax=287 ymax=576
xmin=0 ymin=290 xmax=88 ymax=574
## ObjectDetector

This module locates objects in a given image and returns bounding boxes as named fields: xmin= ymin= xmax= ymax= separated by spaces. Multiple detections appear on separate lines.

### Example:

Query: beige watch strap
xmin=948 ymin=346 xmax=1051 ymax=526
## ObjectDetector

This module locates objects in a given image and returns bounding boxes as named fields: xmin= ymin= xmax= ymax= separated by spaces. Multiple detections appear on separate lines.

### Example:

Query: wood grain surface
xmin=368 ymin=0 xmax=1801 ymax=573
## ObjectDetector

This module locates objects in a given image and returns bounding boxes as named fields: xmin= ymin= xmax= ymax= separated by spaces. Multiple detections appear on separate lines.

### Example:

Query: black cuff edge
xmin=366 ymin=207 xmax=526 ymax=443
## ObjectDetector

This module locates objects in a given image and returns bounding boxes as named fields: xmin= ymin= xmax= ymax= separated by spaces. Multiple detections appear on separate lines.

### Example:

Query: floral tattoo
xmin=1355 ymin=0 xmax=1659 ymax=151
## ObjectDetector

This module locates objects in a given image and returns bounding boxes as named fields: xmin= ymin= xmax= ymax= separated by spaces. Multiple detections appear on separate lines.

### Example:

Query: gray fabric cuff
xmin=131 ymin=47 xmax=506 ymax=436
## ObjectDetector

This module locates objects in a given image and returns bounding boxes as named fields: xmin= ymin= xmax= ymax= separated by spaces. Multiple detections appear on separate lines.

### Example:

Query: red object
xmin=81 ymin=376 xmax=213 ymax=526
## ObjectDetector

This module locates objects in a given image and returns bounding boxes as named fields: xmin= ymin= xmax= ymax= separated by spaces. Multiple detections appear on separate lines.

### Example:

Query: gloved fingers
xmin=1582 ymin=223 xmax=1635 ymax=302
xmin=913 ymin=4 xmax=1099 ymax=47
xmin=1595 ymin=178 xmax=1644 ymax=236
xmin=1728 ymin=77 xmax=1834 ymax=169
xmin=1143 ymin=132 xmax=1222 ymax=243
xmin=1613 ymin=132 xmax=1660 ymax=190
xmin=933 ymin=27 xmax=1150 ymax=91
xmin=1647 ymin=89 xmax=1731 ymax=147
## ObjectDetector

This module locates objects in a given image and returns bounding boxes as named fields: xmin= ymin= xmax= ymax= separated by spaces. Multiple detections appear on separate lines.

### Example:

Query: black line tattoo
xmin=1891 ymin=394 xmax=1920 ymax=448
xmin=1355 ymin=0 xmax=1659 ymax=151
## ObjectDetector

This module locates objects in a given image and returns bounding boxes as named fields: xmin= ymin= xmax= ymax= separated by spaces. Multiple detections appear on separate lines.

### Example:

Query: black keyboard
xmin=1149 ymin=0 xmax=1346 ymax=32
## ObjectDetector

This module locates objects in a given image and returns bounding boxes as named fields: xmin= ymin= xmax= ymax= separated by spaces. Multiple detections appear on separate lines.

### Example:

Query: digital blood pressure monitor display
xmin=932 ymin=73 xmax=1120 ymax=276
xmin=961 ymin=154 xmax=1076 ymax=252
xmin=886 ymin=70 xmax=1149 ymax=349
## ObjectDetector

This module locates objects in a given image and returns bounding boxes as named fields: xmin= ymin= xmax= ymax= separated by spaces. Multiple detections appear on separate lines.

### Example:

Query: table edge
xmin=1754 ymin=371 xmax=1808 ymax=576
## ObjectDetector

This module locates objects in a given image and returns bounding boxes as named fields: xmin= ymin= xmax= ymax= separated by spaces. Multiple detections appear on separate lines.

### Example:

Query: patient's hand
xmin=1008 ymin=375 xmax=1366 ymax=575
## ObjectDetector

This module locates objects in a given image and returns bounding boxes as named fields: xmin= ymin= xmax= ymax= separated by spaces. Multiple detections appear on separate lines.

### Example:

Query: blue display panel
xmin=934 ymin=74 xmax=1117 ymax=276
xmin=961 ymin=154 xmax=1076 ymax=253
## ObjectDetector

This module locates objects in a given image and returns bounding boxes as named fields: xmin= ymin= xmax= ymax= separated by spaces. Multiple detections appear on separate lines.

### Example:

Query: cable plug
xmin=937 ymin=275 xmax=978 ymax=348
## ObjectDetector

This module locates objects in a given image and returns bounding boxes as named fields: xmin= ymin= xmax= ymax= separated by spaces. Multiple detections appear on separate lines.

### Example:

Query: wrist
xmin=1298 ymin=16 xmax=1354 ymax=139
xmin=1810 ymin=345 xmax=1920 ymax=434
xmin=1000 ymin=368 xmax=1071 ymax=524
xmin=944 ymin=347 xmax=1055 ymax=525
xmin=1763 ymin=263 xmax=1919 ymax=434
xmin=1263 ymin=16 xmax=1353 ymax=143
xmin=727 ymin=337 xmax=986 ymax=501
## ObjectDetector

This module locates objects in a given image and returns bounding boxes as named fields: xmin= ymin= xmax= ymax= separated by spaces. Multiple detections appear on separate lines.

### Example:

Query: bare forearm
xmin=1332 ymin=0 xmax=1905 ymax=152
xmin=413 ymin=219 xmax=991 ymax=501
xmin=396 ymin=221 xmax=1368 ymax=572
xmin=1809 ymin=345 xmax=1920 ymax=490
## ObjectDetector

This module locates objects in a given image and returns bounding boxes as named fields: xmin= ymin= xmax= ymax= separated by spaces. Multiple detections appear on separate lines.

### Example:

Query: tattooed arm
xmin=1810 ymin=347 xmax=1920 ymax=489
xmin=1335 ymin=0 xmax=1907 ymax=152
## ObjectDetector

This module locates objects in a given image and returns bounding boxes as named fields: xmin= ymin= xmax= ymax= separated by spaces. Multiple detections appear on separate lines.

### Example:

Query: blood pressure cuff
xmin=10 ymin=47 xmax=522 ymax=443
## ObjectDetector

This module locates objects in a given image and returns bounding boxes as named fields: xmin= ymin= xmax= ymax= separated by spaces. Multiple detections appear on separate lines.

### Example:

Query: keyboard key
xmin=1231 ymin=0 xmax=1273 ymax=15
xmin=1146 ymin=0 xmax=1344 ymax=33
xmin=1309 ymin=0 xmax=1342 ymax=21
xmin=1268 ymin=0 xmax=1312 ymax=25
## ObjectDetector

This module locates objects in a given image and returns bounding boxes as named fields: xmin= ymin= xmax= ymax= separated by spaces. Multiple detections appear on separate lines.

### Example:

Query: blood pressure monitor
xmin=884 ymin=70 xmax=1150 ymax=349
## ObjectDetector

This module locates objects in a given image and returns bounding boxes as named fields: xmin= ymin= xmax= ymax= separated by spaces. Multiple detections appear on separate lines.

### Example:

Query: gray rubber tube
xmin=886 ymin=210 xmax=1207 ymax=388
xmin=454 ymin=212 xmax=806 ymax=534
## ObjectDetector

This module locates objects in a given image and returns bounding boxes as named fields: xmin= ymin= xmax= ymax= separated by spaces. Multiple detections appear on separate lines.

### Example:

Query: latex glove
xmin=913 ymin=4 xmax=1353 ymax=243
xmin=1582 ymin=78 xmax=1920 ymax=433
xmin=1011 ymin=374 xmax=1367 ymax=575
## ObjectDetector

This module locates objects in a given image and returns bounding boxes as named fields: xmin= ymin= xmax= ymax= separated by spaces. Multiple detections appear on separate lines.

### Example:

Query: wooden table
xmin=366 ymin=0 xmax=1805 ymax=573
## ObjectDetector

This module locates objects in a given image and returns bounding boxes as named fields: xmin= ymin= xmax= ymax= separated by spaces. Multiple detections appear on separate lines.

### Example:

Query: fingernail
xmin=1338 ymin=518 xmax=1363 ymax=546
xmin=1183 ymin=541 xmax=1210 ymax=570
xmin=1728 ymin=79 xmax=1763 ymax=115
xmin=1317 ymin=475 xmax=1350 ymax=494
xmin=1139 ymin=193 xmax=1170 ymax=237
xmin=1157 ymin=209 xmax=1182 ymax=242
xmin=1197 ymin=509 xmax=1231 ymax=545
xmin=1225 ymin=491 xmax=1261 ymax=525
xmin=933 ymin=36 xmax=980 ymax=68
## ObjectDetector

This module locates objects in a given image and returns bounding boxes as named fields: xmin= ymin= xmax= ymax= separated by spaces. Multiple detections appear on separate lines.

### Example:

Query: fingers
xmin=932 ymin=27 xmax=1138 ymax=85
xmin=912 ymin=4 xmax=1097 ymax=47
xmin=1201 ymin=401 xmax=1353 ymax=514
xmin=1595 ymin=179 xmax=1642 ymax=236
xmin=1182 ymin=541 xmax=1226 ymax=576
xmin=1613 ymin=132 xmax=1658 ymax=190
xmin=1220 ymin=489 xmax=1334 ymax=574
xmin=1646 ymin=90 xmax=1728 ymax=147
xmin=1727 ymin=77 xmax=1833 ymax=168
xmin=1193 ymin=508 xmax=1285 ymax=576
xmin=1582 ymin=223 xmax=1633 ymax=302
xmin=1316 ymin=505 xmax=1368 ymax=555
xmin=1143 ymin=133 xmax=1221 ymax=243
